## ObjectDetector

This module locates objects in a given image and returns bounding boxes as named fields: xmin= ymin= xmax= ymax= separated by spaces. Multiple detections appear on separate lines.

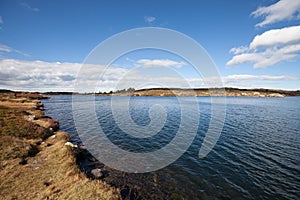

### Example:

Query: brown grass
xmin=0 ymin=93 xmax=120 ymax=200
xmin=0 ymin=132 xmax=120 ymax=200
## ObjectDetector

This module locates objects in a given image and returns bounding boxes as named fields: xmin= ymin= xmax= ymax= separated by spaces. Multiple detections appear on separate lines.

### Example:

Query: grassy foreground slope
xmin=0 ymin=92 xmax=120 ymax=200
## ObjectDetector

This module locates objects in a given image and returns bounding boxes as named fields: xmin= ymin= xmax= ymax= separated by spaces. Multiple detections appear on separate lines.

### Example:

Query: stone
xmin=91 ymin=168 xmax=104 ymax=179
xmin=64 ymin=142 xmax=78 ymax=148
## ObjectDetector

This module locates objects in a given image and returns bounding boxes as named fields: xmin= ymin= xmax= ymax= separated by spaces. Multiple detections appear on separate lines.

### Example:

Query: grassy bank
xmin=0 ymin=92 xmax=120 ymax=200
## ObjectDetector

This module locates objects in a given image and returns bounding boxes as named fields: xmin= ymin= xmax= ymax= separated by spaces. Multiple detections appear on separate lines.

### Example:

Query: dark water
xmin=42 ymin=96 xmax=300 ymax=199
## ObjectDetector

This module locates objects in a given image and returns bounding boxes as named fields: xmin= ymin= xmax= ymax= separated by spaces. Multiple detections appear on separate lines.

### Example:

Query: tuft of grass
xmin=0 ymin=107 xmax=45 ymax=139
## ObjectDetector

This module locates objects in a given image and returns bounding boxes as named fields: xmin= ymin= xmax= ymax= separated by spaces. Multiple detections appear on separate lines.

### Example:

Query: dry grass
xmin=0 ymin=132 xmax=120 ymax=200
xmin=0 ymin=93 xmax=120 ymax=200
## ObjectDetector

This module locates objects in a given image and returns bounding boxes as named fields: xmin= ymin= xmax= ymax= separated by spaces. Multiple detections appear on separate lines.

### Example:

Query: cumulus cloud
xmin=144 ymin=16 xmax=156 ymax=24
xmin=250 ymin=26 xmax=300 ymax=49
xmin=0 ymin=59 xmax=298 ymax=91
xmin=0 ymin=59 xmax=127 ymax=92
xmin=252 ymin=0 xmax=300 ymax=27
xmin=227 ymin=25 xmax=300 ymax=68
xmin=136 ymin=59 xmax=186 ymax=68
xmin=20 ymin=2 xmax=40 ymax=12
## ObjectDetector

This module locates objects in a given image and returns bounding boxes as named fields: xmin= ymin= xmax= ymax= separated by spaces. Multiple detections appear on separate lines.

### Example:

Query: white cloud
xmin=227 ymin=25 xmax=300 ymax=68
xmin=0 ymin=44 xmax=11 ymax=52
xmin=229 ymin=46 xmax=249 ymax=55
xmin=1 ymin=58 xmax=298 ymax=91
xmin=190 ymin=74 xmax=298 ymax=89
xmin=0 ymin=59 xmax=129 ymax=92
xmin=136 ymin=59 xmax=186 ymax=68
xmin=20 ymin=2 xmax=40 ymax=12
xmin=223 ymin=74 xmax=298 ymax=81
xmin=250 ymin=26 xmax=300 ymax=49
xmin=144 ymin=16 xmax=156 ymax=24
xmin=0 ymin=44 xmax=29 ymax=57
xmin=0 ymin=16 xmax=3 ymax=29
xmin=252 ymin=0 xmax=300 ymax=27
xmin=220 ymin=74 xmax=299 ymax=89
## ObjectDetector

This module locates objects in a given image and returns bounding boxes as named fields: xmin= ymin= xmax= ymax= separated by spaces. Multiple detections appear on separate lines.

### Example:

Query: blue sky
xmin=0 ymin=0 xmax=299 ymax=92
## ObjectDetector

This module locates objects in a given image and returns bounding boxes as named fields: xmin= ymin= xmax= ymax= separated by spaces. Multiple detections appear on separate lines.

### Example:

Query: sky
xmin=0 ymin=0 xmax=300 ymax=92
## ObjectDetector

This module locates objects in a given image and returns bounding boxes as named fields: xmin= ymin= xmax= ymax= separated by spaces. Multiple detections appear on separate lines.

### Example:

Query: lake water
xmin=42 ymin=95 xmax=300 ymax=199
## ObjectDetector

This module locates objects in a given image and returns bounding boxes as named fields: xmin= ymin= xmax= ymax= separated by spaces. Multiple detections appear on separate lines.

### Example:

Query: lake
xmin=42 ymin=95 xmax=300 ymax=199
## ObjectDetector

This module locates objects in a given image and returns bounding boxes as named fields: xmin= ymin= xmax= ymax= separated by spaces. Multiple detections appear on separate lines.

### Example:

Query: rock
xmin=64 ymin=142 xmax=78 ymax=148
xmin=91 ymin=168 xmax=104 ymax=179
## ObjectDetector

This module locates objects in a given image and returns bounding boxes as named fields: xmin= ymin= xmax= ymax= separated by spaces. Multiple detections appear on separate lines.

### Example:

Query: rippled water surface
xmin=42 ymin=95 xmax=300 ymax=199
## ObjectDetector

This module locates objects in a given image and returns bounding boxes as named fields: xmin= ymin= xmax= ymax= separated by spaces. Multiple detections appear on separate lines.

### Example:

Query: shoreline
xmin=0 ymin=92 xmax=120 ymax=199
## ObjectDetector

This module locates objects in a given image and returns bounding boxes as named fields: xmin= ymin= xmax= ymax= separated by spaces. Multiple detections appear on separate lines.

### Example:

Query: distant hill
xmin=96 ymin=87 xmax=300 ymax=97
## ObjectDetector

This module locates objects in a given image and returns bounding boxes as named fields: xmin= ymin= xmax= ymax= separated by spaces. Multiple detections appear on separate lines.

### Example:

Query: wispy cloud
xmin=0 ymin=44 xmax=29 ymax=57
xmin=136 ymin=59 xmax=186 ymax=68
xmin=223 ymin=74 xmax=298 ymax=81
xmin=227 ymin=25 xmax=300 ymax=68
xmin=229 ymin=46 xmax=249 ymax=55
xmin=0 ymin=16 xmax=3 ymax=29
xmin=144 ymin=16 xmax=156 ymax=24
xmin=252 ymin=0 xmax=300 ymax=28
xmin=20 ymin=2 xmax=40 ymax=12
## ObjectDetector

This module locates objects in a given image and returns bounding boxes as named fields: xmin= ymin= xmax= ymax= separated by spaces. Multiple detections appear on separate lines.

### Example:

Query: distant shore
xmin=97 ymin=87 xmax=300 ymax=97
xmin=2 ymin=87 xmax=297 ymax=97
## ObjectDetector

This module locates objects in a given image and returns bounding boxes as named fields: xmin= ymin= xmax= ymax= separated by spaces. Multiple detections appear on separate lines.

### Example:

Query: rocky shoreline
xmin=0 ymin=92 xmax=120 ymax=199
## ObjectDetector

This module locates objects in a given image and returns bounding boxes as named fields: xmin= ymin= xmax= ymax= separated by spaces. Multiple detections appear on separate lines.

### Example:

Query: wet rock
xmin=91 ymin=168 xmax=104 ymax=179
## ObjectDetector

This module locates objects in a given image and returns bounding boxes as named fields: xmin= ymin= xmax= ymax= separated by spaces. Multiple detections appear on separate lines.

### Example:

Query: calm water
xmin=42 ymin=96 xmax=300 ymax=199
